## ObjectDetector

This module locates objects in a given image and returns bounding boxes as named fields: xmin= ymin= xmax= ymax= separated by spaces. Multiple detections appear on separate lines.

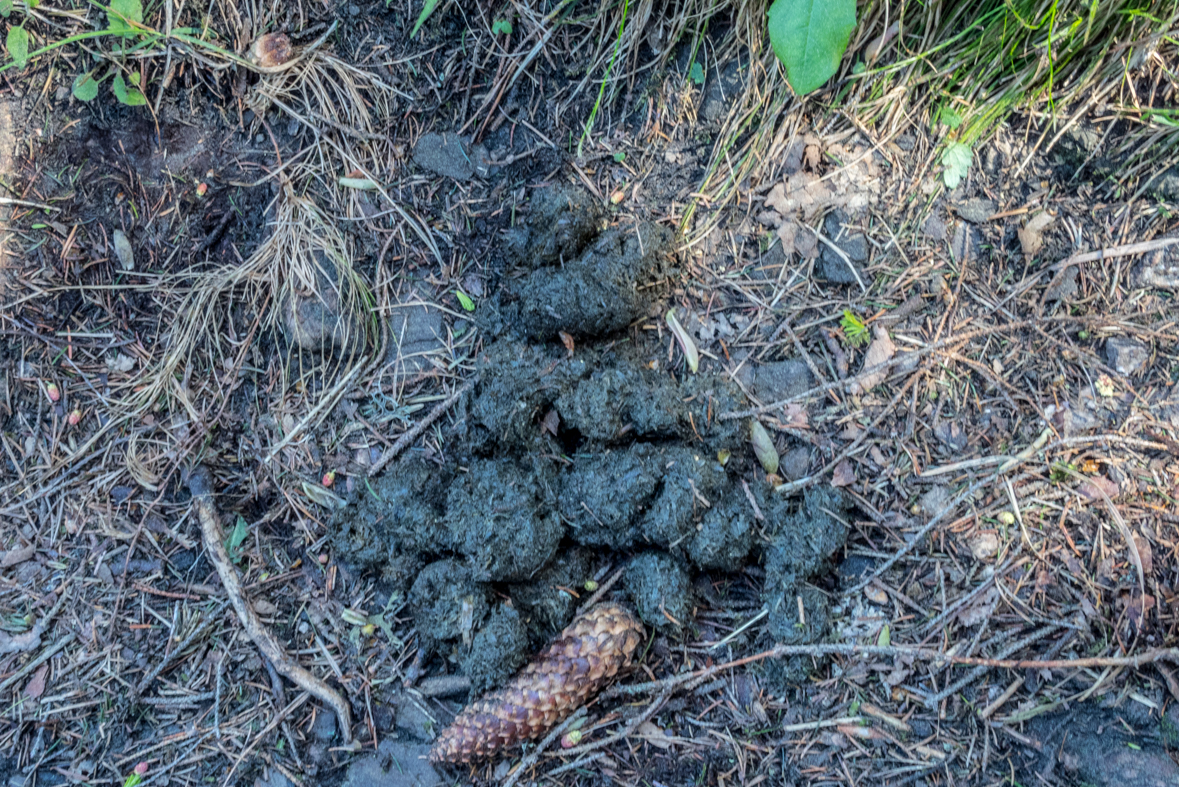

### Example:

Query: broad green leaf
xmin=941 ymin=141 xmax=972 ymax=189
xmin=6 ymin=26 xmax=27 ymax=70
xmin=455 ymin=290 xmax=475 ymax=311
xmin=689 ymin=61 xmax=705 ymax=85
xmin=767 ymin=0 xmax=856 ymax=96
xmin=107 ymin=0 xmax=143 ymax=36
xmin=73 ymin=72 xmax=99 ymax=101
xmin=0 ymin=0 xmax=12 ymax=18
xmin=111 ymin=72 xmax=127 ymax=102
xmin=938 ymin=105 xmax=963 ymax=129
xmin=491 ymin=18 xmax=512 ymax=35
xmin=410 ymin=0 xmax=440 ymax=39
xmin=111 ymin=72 xmax=146 ymax=105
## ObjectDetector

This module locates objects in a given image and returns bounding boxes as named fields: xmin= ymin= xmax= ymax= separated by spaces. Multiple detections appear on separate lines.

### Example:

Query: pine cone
xmin=429 ymin=602 xmax=645 ymax=763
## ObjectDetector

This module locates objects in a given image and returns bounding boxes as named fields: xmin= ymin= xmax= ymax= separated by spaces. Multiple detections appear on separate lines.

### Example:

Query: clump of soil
xmin=444 ymin=457 xmax=562 ymax=582
xmin=460 ymin=604 xmax=530 ymax=696
xmin=624 ymin=552 xmax=694 ymax=631
xmin=330 ymin=186 xmax=852 ymax=699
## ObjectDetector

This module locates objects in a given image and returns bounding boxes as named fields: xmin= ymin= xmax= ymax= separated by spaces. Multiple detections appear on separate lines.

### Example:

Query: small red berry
xmin=322 ymin=470 xmax=336 ymax=487
xmin=45 ymin=382 xmax=60 ymax=402
xmin=68 ymin=408 xmax=82 ymax=426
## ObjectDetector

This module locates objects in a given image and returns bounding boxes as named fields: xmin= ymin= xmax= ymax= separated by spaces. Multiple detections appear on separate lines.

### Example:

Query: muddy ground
xmin=1 ymin=2 xmax=1178 ymax=786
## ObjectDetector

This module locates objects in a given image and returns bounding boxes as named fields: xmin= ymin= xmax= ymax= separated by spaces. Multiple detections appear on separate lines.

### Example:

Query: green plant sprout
xmin=839 ymin=310 xmax=870 ymax=347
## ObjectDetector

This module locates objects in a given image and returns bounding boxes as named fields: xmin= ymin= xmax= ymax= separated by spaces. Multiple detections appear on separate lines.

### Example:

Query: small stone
xmin=394 ymin=692 xmax=438 ymax=742
xmin=387 ymin=296 xmax=445 ymax=380
xmin=1105 ymin=336 xmax=1149 ymax=376
xmin=922 ymin=212 xmax=947 ymax=242
xmin=955 ymin=197 xmax=996 ymax=224
xmin=412 ymin=132 xmax=489 ymax=181
xmin=311 ymin=710 xmax=337 ymax=742
xmin=824 ymin=211 xmax=868 ymax=260
xmin=748 ymin=360 xmax=813 ymax=404
xmin=1135 ymin=247 xmax=1179 ymax=289
xmin=778 ymin=446 xmax=810 ymax=481
xmin=1043 ymin=267 xmax=1078 ymax=303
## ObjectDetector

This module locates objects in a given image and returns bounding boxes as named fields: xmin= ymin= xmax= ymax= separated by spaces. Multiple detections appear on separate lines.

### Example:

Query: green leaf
xmin=226 ymin=516 xmax=249 ymax=564
xmin=7 ymin=25 xmax=27 ymax=70
xmin=767 ymin=0 xmax=856 ymax=96
xmin=455 ymin=290 xmax=475 ymax=312
xmin=491 ymin=18 xmax=512 ymax=35
xmin=877 ymin=622 xmax=891 ymax=648
xmin=938 ymin=104 xmax=963 ymax=129
xmin=941 ymin=141 xmax=972 ymax=189
xmin=612 ymin=151 xmax=626 ymax=163
xmin=410 ymin=0 xmax=440 ymax=39
xmin=689 ymin=61 xmax=705 ymax=85
xmin=73 ymin=71 xmax=99 ymax=101
xmin=111 ymin=72 xmax=146 ymax=105
xmin=0 ymin=0 xmax=12 ymax=19
xmin=107 ymin=0 xmax=143 ymax=36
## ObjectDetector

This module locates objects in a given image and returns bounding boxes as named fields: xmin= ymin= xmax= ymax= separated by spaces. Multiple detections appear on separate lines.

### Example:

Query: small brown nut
xmin=248 ymin=32 xmax=293 ymax=68
xmin=429 ymin=602 xmax=645 ymax=763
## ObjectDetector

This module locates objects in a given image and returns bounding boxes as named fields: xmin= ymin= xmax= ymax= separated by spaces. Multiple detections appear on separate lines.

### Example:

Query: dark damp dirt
xmin=1019 ymin=703 xmax=1179 ymax=787
xmin=330 ymin=186 xmax=853 ymax=703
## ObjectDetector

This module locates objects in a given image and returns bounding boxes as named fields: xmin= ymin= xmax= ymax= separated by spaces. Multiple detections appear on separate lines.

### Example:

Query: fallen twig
xmin=366 ymin=379 xmax=476 ymax=476
xmin=187 ymin=466 xmax=353 ymax=743
xmin=603 ymin=640 xmax=1179 ymax=701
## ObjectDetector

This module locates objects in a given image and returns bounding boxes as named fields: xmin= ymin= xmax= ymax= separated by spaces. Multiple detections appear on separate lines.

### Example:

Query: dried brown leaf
xmin=967 ymin=531 xmax=1000 ymax=562
xmin=1078 ymin=476 xmax=1119 ymax=501
xmin=776 ymin=219 xmax=798 ymax=257
xmin=542 ymin=409 xmax=560 ymax=437
xmin=1 ymin=544 xmax=34 ymax=567
xmin=636 ymin=721 xmax=674 ymax=749
xmin=1018 ymin=212 xmax=1054 ymax=260
xmin=849 ymin=326 xmax=896 ymax=395
xmin=1133 ymin=533 xmax=1154 ymax=577
xmin=23 ymin=663 xmax=47 ymax=700
xmin=831 ymin=460 xmax=855 ymax=487
xmin=782 ymin=403 xmax=809 ymax=429
xmin=956 ymin=587 xmax=999 ymax=627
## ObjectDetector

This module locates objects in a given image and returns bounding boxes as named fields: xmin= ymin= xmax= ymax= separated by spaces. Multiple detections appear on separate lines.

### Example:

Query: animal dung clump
xmin=429 ymin=603 xmax=645 ymax=763
xmin=328 ymin=185 xmax=853 ymax=744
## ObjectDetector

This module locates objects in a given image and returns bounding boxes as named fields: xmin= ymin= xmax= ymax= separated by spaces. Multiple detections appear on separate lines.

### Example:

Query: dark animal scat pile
xmin=330 ymin=184 xmax=850 ymax=702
